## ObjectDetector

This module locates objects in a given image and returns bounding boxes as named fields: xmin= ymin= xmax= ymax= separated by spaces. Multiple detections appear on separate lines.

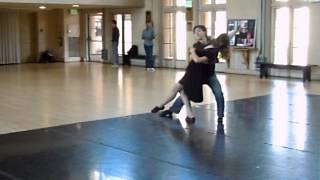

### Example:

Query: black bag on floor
xmin=128 ymin=45 xmax=138 ymax=57
xmin=123 ymin=45 xmax=138 ymax=66
xmin=123 ymin=55 xmax=131 ymax=66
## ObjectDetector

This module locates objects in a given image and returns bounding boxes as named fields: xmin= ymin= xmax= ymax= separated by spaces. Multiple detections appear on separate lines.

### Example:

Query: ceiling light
xmin=72 ymin=4 xmax=80 ymax=7
xmin=39 ymin=6 xmax=46 ymax=9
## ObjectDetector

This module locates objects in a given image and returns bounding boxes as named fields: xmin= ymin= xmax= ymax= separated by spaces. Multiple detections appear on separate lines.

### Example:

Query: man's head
xmin=112 ymin=20 xmax=117 ymax=28
xmin=193 ymin=25 xmax=208 ymax=41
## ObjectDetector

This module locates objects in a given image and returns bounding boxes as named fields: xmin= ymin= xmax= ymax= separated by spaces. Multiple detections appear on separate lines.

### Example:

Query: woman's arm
xmin=190 ymin=48 xmax=209 ymax=63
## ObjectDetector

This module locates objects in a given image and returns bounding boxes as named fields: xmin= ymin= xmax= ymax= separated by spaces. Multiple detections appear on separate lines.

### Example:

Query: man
xmin=157 ymin=25 xmax=238 ymax=123
xmin=111 ymin=20 xmax=120 ymax=67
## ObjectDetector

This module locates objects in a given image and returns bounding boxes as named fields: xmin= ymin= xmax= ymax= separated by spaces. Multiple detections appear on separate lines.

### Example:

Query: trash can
xmin=40 ymin=50 xmax=53 ymax=63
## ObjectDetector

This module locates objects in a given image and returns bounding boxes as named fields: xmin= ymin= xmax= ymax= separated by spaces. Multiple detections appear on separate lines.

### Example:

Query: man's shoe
xmin=217 ymin=117 xmax=223 ymax=123
xmin=186 ymin=116 xmax=196 ymax=124
xmin=151 ymin=106 xmax=164 ymax=113
xmin=159 ymin=110 xmax=173 ymax=119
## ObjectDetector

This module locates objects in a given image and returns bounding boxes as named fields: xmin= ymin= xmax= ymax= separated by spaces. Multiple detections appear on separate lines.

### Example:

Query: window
xmin=199 ymin=11 xmax=212 ymax=35
xmin=199 ymin=0 xmax=227 ymax=62
xmin=88 ymin=14 xmax=103 ymax=56
xmin=273 ymin=7 xmax=290 ymax=65
xmin=162 ymin=0 xmax=227 ymax=63
xmin=162 ymin=0 xmax=187 ymax=62
xmin=115 ymin=14 xmax=132 ymax=55
xmin=176 ymin=0 xmax=186 ymax=6
xmin=292 ymin=7 xmax=309 ymax=65
xmin=163 ymin=0 xmax=186 ymax=6
xmin=201 ymin=0 xmax=226 ymax=4
xmin=214 ymin=11 xmax=227 ymax=37
xmin=176 ymin=11 xmax=187 ymax=60
xmin=272 ymin=0 xmax=310 ymax=65
xmin=163 ymin=0 xmax=174 ymax=6
xmin=163 ymin=13 xmax=174 ymax=59
xmin=201 ymin=0 xmax=212 ymax=4
xmin=199 ymin=0 xmax=227 ymax=37
xmin=215 ymin=0 xmax=227 ymax=4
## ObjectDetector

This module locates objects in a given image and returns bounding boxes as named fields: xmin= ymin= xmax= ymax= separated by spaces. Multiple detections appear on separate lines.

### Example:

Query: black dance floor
xmin=0 ymin=94 xmax=319 ymax=180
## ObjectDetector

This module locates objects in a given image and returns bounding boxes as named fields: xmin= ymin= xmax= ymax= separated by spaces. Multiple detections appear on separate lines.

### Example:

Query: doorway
xmin=88 ymin=13 xmax=103 ymax=61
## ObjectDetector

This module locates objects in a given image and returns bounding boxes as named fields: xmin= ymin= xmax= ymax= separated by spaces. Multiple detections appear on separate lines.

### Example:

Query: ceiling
xmin=0 ymin=2 xmax=136 ymax=11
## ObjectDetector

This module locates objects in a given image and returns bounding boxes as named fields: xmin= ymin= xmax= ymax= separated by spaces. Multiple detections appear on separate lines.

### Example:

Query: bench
xmin=123 ymin=55 xmax=156 ymax=67
xmin=259 ymin=63 xmax=317 ymax=82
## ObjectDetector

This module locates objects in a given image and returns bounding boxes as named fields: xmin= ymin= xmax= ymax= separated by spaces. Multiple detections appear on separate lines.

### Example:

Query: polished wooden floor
xmin=0 ymin=62 xmax=320 ymax=134
xmin=1 ymin=62 xmax=320 ymax=180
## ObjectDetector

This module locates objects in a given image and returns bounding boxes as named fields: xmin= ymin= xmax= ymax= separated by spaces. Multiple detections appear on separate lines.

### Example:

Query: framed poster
xmin=227 ymin=19 xmax=256 ymax=48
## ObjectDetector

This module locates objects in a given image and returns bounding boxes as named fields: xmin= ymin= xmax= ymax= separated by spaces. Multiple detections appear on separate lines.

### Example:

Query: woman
xmin=142 ymin=20 xmax=156 ymax=71
xmin=151 ymin=25 xmax=230 ymax=124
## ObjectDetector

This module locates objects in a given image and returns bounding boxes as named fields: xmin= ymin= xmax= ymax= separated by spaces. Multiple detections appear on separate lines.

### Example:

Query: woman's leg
xmin=152 ymin=83 xmax=183 ymax=113
xmin=179 ymin=90 xmax=194 ymax=118
xmin=158 ymin=83 xmax=183 ymax=107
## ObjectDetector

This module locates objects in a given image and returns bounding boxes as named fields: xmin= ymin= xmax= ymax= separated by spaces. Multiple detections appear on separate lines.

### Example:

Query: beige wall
xmin=227 ymin=0 xmax=259 ymax=19
xmin=224 ymin=0 xmax=261 ymax=73
xmin=19 ymin=11 xmax=37 ymax=63
xmin=36 ymin=10 xmax=64 ymax=61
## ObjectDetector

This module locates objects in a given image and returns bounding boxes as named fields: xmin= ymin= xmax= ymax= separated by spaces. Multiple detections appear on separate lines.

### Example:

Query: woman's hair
xmin=212 ymin=33 xmax=230 ymax=60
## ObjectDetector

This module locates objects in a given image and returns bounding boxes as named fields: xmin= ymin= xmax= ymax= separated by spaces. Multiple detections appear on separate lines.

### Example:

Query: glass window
xmin=176 ymin=11 xmax=187 ymax=60
xmin=199 ymin=11 xmax=212 ymax=36
xmin=124 ymin=14 xmax=132 ymax=54
xmin=292 ymin=7 xmax=309 ymax=65
xmin=201 ymin=0 xmax=226 ymax=5
xmin=89 ymin=15 xmax=103 ymax=55
xmin=215 ymin=0 xmax=226 ymax=4
xmin=163 ymin=0 xmax=174 ymax=6
xmin=115 ymin=15 xmax=123 ymax=55
xmin=272 ymin=4 xmax=310 ymax=65
xmin=214 ymin=11 xmax=226 ymax=37
xmin=115 ymin=14 xmax=132 ymax=55
xmin=163 ymin=13 xmax=175 ymax=59
xmin=201 ymin=0 xmax=212 ymax=4
xmin=176 ymin=0 xmax=186 ymax=6
xmin=273 ymin=7 xmax=290 ymax=65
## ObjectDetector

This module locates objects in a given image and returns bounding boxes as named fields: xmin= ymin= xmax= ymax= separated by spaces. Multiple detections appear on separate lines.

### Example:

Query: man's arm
xmin=189 ymin=48 xmax=209 ymax=63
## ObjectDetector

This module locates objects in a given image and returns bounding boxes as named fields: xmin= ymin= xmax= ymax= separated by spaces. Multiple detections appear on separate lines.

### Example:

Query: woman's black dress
xmin=179 ymin=47 xmax=219 ymax=102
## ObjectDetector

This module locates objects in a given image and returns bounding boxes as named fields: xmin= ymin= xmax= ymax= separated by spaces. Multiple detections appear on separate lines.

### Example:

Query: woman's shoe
xmin=185 ymin=117 xmax=196 ymax=124
xmin=159 ymin=110 xmax=173 ymax=119
xmin=151 ymin=106 xmax=164 ymax=113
